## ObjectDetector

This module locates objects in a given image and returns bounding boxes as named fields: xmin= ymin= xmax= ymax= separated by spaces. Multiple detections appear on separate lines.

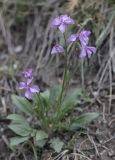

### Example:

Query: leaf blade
xmin=12 ymin=95 xmax=33 ymax=115
xmin=70 ymin=112 xmax=99 ymax=130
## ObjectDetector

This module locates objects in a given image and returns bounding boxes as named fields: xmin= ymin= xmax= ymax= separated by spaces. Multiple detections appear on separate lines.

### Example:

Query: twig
xmin=87 ymin=135 xmax=100 ymax=157
xmin=72 ymin=153 xmax=92 ymax=160
xmin=108 ymin=27 xmax=114 ymax=113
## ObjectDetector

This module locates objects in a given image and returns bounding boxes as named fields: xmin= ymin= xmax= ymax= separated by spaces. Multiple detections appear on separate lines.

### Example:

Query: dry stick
xmin=97 ymin=48 xmax=115 ymax=93
xmin=53 ymin=150 xmax=68 ymax=160
xmin=28 ymin=141 xmax=38 ymax=160
xmin=72 ymin=153 xmax=92 ymax=160
xmin=78 ymin=138 xmax=89 ymax=151
xmin=36 ymin=19 xmax=51 ymax=70
xmin=95 ymin=56 xmax=107 ymax=82
xmin=0 ymin=14 xmax=14 ymax=55
xmin=108 ymin=27 xmax=114 ymax=113
xmin=102 ymin=103 xmax=106 ymax=123
xmin=87 ymin=135 xmax=100 ymax=157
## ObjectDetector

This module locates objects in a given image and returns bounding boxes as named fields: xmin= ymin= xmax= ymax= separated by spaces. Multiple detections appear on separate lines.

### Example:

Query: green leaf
xmin=70 ymin=112 xmax=99 ymax=130
xmin=50 ymin=137 xmax=64 ymax=153
xmin=58 ymin=88 xmax=82 ymax=120
xmin=7 ymin=114 xmax=28 ymax=124
xmin=10 ymin=136 xmax=29 ymax=146
xmin=35 ymin=130 xmax=48 ymax=141
xmin=8 ymin=123 xmax=32 ymax=137
xmin=33 ymin=91 xmax=50 ymax=106
xmin=35 ymin=139 xmax=47 ymax=148
xmin=12 ymin=95 xmax=33 ymax=115
xmin=62 ymin=88 xmax=82 ymax=107
xmin=54 ymin=122 xmax=69 ymax=130
xmin=49 ymin=85 xmax=62 ymax=106
xmin=34 ymin=130 xmax=48 ymax=148
xmin=40 ymin=90 xmax=50 ymax=100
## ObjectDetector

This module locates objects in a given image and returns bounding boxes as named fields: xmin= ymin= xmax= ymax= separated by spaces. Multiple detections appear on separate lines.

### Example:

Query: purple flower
xmin=51 ymin=44 xmax=64 ymax=55
xmin=79 ymin=30 xmax=91 ymax=46
xmin=80 ymin=45 xmax=96 ymax=58
xmin=19 ymin=78 xmax=40 ymax=99
xmin=68 ymin=30 xmax=91 ymax=45
xmin=22 ymin=69 xmax=33 ymax=79
xmin=51 ymin=15 xmax=75 ymax=33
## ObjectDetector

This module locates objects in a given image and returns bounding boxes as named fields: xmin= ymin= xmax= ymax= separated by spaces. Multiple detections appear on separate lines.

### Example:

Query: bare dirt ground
xmin=0 ymin=0 xmax=115 ymax=159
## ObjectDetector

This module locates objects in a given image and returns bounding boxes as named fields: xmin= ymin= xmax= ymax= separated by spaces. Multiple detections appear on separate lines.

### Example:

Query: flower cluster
xmin=50 ymin=15 xmax=96 ymax=58
xmin=51 ymin=15 xmax=74 ymax=33
xmin=19 ymin=69 xmax=40 ymax=99
xmin=68 ymin=30 xmax=96 ymax=58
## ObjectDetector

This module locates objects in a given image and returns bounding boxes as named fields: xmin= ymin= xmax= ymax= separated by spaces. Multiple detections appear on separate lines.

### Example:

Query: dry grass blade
xmin=108 ymin=27 xmax=114 ymax=113
xmin=96 ymin=12 xmax=115 ymax=48
xmin=65 ymin=0 xmax=79 ymax=12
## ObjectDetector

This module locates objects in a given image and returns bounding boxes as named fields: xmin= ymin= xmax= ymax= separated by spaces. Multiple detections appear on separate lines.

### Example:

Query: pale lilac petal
xmin=25 ymin=89 xmax=32 ymax=99
xmin=22 ymin=69 xmax=33 ymax=78
xmin=19 ymin=82 xmax=27 ymax=89
xmin=80 ymin=45 xmax=96 ymax=58
xmin=65 ymin=18 xmax=75 ymax=25
xmin=61 ymin=15 xmax=68 ymax=20
xmin=67 ymin=34 xmax=78 ymax=43
xmin=51 ymin=16 xmax=61 ymax=28
xmin=59 ymin=24 xmax=66 ymax=33
xmin=51 ymin=44 xmax=64 ymax=55
xmin=30 ymin=85 xmax=40 ymax=93
xmin=61 ymin=15 xmax=75 ymax=25
xmin=27 ymin=78 xmax=33 ymax=85
xmin=86 ymin=46 xmax=96 ymax=57
xmin=82 ymin=30 xmax=91 ymax=36
xmin=79 ymin=30 xmax=91 ymax=46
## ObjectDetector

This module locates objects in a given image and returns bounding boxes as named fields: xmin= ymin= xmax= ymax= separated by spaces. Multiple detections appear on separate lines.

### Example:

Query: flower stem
xmin=57 ymin=34 xmax=68 ymax=109
xmin=81 ymin=59 xmax=85 ymax=90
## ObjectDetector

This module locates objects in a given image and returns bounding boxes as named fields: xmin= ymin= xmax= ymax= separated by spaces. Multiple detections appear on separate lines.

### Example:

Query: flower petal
xmin=61 ymin=15 xmax=75 ymax=25
xmin=30 ymin=85 xmax=40 ymax=93
xmin=79 ymin=30 xmax=91 ymax=46
xmin=80 ymin=45 xmax=96 ymax=58
xmin=19 ymin=82 xmax=27 ymax=89
xmin=59 ymin=24 xmax=66 ymax=33
xmin=25 ymin=89 xmax=33 ymax=99
xmin=50 ymin=16 xmax=61 ymax=28
xmin=27 ymin=78 xmax=33 ymax=85
xmin=67 ymin=34 xmax=78 ymax=43
xmin=86 ymin=46 xmax=96 ymax=57
xmin=51 ymin=44 xmax=64 ymax=55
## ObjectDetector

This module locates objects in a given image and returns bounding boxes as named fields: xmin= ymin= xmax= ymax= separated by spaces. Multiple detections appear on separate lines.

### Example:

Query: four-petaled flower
xmin=80 ymin=46 xmax=96 ymax=58
xmin=51 ymin=44 xmax=64 ymax=55
xmin=51 ymin=15 xmax=75 ymax=33
xmin=19 ymin=78 xmax=40 ymax=99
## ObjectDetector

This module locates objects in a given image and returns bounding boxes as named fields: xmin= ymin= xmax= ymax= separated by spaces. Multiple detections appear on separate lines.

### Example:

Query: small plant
xmin=7 ymin=14 xmax=98 ymax=153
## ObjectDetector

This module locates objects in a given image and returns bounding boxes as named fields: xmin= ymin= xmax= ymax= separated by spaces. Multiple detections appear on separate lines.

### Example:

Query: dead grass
xmin=0 ymin=0 xmax=115 ymax=159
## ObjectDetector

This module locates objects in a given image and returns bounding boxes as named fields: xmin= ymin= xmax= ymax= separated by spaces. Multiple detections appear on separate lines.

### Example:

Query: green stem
xmin=57 ymin=34 xmax=68 ymax=110
xmin=81 ymin=59 xmax=85 ymax=90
